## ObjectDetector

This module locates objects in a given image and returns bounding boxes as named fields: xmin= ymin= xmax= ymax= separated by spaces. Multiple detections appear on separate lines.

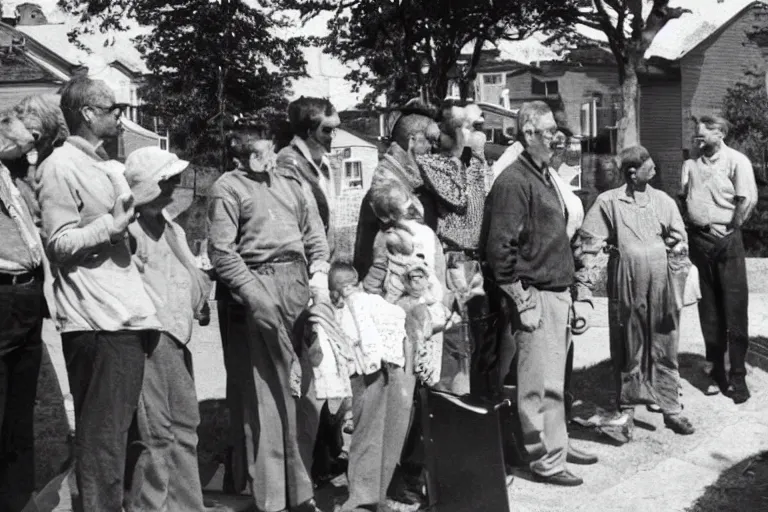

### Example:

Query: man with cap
xmin=37 ymin=76 xmax=162 ymax=511
xmin=121 ymin=147 xmax=213 ymax=512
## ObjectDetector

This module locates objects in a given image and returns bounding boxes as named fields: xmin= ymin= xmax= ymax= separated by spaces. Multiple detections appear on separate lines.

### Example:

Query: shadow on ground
xmin=198 ymin=399 xmax=231 ymax=487
xmin=687 ymin=451 xmax=768 ymax=512
xmin=34 ymin=343 xmax=71 ymax=490
xmin=196 ymin=398 xmax=347 ymax=510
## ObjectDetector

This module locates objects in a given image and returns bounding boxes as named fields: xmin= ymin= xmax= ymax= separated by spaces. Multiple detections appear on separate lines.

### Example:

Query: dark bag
xmin=421 ymin=388 xmax=514 ymax=512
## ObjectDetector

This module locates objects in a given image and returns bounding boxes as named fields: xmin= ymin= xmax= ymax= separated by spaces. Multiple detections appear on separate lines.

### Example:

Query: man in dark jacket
xmin=483 ymin=101 xmax=593 ymax=487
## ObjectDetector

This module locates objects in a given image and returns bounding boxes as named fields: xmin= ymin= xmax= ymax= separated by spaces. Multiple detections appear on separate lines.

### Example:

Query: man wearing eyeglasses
xmin=483 ymin=101 xmax=590 ymax=487
xmin=36 ymin=77 xmax=161 ymax=512
xmin=275 ymin=96 xmax=348 ymax=485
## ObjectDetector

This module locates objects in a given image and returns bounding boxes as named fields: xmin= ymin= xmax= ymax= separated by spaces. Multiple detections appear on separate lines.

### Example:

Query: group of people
xmin=0 ymin=71 xmax=757 ymax=512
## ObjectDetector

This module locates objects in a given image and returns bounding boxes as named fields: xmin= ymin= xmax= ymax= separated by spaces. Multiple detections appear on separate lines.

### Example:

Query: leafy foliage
xmin=56 ymin=0 xmax=306 ymax=163
xmin=551 ymin=0 xmax=691 ymax=149
xmin=273 ymin=0 xmax=581 ymax=107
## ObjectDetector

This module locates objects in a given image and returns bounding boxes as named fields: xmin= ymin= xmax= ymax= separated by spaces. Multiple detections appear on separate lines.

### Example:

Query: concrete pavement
xmin=36 ymin=288 xmax=768 ymax=511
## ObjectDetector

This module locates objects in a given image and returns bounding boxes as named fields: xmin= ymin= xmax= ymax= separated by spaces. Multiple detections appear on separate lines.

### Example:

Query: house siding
xmin=328 ymin=145 xmax=379 ymax=228
xmin=0 ymin=83 xmax=60 ymax=110
xmin=504 ymin=67 xmax=619 ymax=137
xmin=681 ymin=4 xmax=768 ymax=150
xmin=639 ymin=80 xmax=683 ymax=195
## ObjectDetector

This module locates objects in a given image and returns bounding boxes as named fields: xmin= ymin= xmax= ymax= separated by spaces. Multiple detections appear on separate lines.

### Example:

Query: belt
xmin=0 ymin=270 xmax=38 ymax=286
xmin=250 ymin=253 xmax=305 ymax=274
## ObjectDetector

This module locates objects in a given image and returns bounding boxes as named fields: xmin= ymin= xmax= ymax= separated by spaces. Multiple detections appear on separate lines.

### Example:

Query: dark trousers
xmin=688 ymin=228 xmax=749 ymax=376
xmin=0 ymin=280 xmax=44 ymax=512
xmin=62 ymin=330 xmax=153 ymax=512
xmin=125 ymin=333 xmax=205 ymax=512
xmin=218 ymin=298 xmax=249 ymax=493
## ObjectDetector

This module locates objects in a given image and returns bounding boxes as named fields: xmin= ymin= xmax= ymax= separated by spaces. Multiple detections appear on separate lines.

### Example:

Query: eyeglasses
xmin=320 ymin=126 xmax=338 ymax=137
xmin=89 ymin=104 xmax=125 ymax=119
xmin=534 ymin=128 xmax=558 ymax=139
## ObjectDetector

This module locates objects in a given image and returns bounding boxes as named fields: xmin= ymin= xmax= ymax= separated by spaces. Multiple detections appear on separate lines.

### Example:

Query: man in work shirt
xmin=681 ymin=115 xmax=758 ymax=404
xmin=208 ymin=126 xmax=330 ymax=512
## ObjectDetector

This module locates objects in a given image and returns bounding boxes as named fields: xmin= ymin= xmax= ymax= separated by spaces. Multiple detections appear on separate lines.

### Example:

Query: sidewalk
xmin=36 ymin=294 xmax=768 ymax=511
xmin=504 ymin=294 xmax=768 ymax=512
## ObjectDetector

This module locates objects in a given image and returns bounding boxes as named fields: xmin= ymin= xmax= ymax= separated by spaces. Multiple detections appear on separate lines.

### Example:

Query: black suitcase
xmin=421 ymin=388 xmax=514 ymax=512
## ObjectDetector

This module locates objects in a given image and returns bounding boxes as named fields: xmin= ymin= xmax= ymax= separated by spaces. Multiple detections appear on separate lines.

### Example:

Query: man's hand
xmin=518 ymin=305 xmax=541 ymax=332
xmin=198 ymin=301 xmax=211 ymax=326
xmin=572 ymin=300 xmax=594 ymax=335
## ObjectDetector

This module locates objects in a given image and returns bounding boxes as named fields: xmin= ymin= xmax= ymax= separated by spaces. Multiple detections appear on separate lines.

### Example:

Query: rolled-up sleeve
xmin=38 ymin=162 xmax=115 ymax=265
xmin=207 ymin=183 xmax=256 ymax=295
xmin=732 ymin=152 xmax=758 ymax=210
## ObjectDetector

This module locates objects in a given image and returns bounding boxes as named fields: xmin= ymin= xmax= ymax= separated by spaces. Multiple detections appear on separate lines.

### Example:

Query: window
xmin=531 ymin=77 xmax=559 ymax=96
xmin=343 ymin=160 xmax=363 ymax=189
xmin=482 ymin=73 xmax=504 ymax=85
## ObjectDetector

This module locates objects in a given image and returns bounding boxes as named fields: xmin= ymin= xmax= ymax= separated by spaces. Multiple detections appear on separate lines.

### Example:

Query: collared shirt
xmin=37 ymin=136 xmax=161 ymax=333
xmin=276 ymin=137 xmax=337 ymax=257
xmin=207 ymin=166 xmax=330 ymax=297
xmin=681 ymin=143 xmax=757 ymax=237
xmin=0 ymin=163 xmax=43 ymax=273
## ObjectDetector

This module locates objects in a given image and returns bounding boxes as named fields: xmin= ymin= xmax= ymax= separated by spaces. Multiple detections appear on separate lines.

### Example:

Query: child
xmin=327 ymin=262 xmax=414 ymax=512
xmin=122 ymin=147 xmax=212 ymax=511
xmin=363 ymin=180 xmax=452 ymax=387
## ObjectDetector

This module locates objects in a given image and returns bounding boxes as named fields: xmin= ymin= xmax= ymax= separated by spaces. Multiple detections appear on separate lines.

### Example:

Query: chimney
xmin=16 ymin=3 xmax=48 ymax=26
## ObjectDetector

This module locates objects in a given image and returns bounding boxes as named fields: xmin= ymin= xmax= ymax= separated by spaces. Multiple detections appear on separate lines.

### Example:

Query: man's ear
xmin=521 ymin=121 xmax=535 ymax=146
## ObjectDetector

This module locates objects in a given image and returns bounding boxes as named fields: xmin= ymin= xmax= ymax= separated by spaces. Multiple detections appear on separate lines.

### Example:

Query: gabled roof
xmin=0 ymin=51 xmax=61 ymax=83
xmin=15 ymin=23 xmax=149 ymax=75
xmin=645 ymin=0 xmax=768 ymax=61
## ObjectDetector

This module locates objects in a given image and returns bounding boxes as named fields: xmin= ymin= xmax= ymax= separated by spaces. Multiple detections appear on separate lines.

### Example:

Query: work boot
xmin=566 ymin=442 xmax=598 ymax=465
xmin=727 ymin=374 xmax=751 ymax=404
xmin=293 ymin=498 xmax=323 ymax=512
xmin=663 ymin=413 xmax=695 ymax=435
xmin=533 ymin=469 xmax=583 ymax=487
xmin=706 ymin=367 xmax=729 ymax=396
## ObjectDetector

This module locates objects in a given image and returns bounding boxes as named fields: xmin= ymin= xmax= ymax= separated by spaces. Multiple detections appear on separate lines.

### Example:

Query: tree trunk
xmin=617 ymin=61 xmax=639 ymax=151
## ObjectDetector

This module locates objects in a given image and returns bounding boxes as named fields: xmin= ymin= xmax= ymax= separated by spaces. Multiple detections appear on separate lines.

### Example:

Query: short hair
xmin=391 ymin=113 xmax=435 ymax=150
xmin=59 ymin=76 xmax=112 ymax=133
xmin=328 ymin=261 xmax=359 ymax=293
xmin=226 ymin=127 xmax=272 ymax=164
xmin=287 ymin=96 xmax=336 ymax=138
xmin=618 ymin=145 xmax=651 ymax=176
xmin=13 ymin=94 xmax=69 ymax=162
xmin=369 ymin=179 xmax=412 ymax=222
xmin=517 ymin=101 xmax=553 ymax=145
xmin=697 ymin=115 xmax=730 ymax=138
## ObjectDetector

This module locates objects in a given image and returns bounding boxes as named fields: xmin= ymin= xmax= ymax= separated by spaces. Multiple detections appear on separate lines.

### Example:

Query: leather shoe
xmin=727 ymin=374 xmax=751 ymax=404
xmin=567 ymin=444 xmax=598 ymax=465
xmin=533 ymin=469 xmax=583 ymax=487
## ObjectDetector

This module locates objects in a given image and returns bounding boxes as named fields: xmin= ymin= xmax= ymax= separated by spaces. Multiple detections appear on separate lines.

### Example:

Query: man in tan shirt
xmin=681 ymin=115 xmax=757 ymax=404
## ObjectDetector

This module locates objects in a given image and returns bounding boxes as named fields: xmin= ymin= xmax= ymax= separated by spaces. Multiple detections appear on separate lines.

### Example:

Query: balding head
xmin=391 ymin=113 xmax=439 ymax=155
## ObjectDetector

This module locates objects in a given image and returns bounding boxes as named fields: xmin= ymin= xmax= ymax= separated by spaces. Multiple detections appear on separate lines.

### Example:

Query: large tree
xmin=57 ymin=0 xmax=306 ymax=164
xmin=274 ymin=0 xmax=581 ymax=107
xmin=563 ymin=0 xmax=691 ymax=151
